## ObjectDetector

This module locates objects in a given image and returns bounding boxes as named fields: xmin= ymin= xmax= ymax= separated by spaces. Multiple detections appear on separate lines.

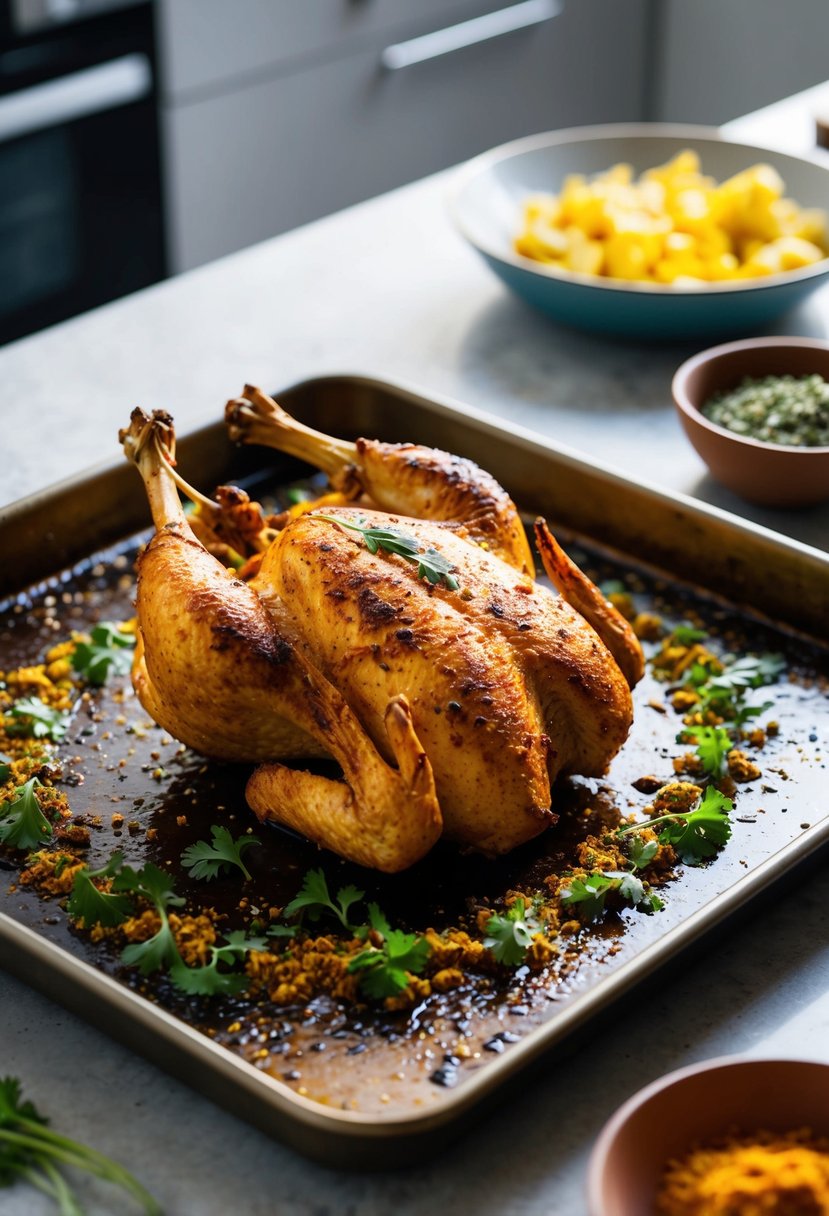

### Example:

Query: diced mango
xmin=513 ymin=150 xmax=827 ymax=285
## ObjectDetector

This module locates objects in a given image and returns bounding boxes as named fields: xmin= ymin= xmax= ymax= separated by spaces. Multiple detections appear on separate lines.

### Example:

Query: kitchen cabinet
xmin=158 ymin=0 xmax=648 ymax=272
xmin=651 ymin=0 xmax=829 ymax=125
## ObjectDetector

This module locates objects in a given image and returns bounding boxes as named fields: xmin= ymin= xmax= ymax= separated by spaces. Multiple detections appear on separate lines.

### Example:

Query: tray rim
xmin=1 ymin=371 xmax=827 ymax=1163
xmin=2 ymin=369 xmax=827 ymax=575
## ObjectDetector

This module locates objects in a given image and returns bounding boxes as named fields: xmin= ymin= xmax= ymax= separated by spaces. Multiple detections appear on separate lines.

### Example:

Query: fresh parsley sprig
xmin=0 ymin=1075 xmax=160 ymax=1214
xmin=169 ymin=929 xmax=268 ymax=997
xmin=618 ymin=786 xmax=733 ymax=865
xmin=67 ymin=851 xmax=134 ymax=927
xmin=0 ymin=779 xmax=52 ymax=851
xmin=346 ymin=904 xmax=430 ymax=999
xmin=71 ymin=622 xmax=136 ymax=686
xmin=483 ymin=897 xmax=542 ymax=966
xmin=310 ymin=515 xmax=459 ymax=590
xmin=560 ymin=871 xmax=662 ymax=923
xmin=678 ymin=724 xmax=733 ymax=777
xmin=105 ymin=861 xmax=263 ymax=995
xmin=5 ymin=699 xmax=71 ymax=743
xmin=282 ymin=867 xmax=365 ymax=932
xmin=181 ymin=825 xmax=261 ymax=882
xmin=114 ymin=863 xmax=186 ymax=976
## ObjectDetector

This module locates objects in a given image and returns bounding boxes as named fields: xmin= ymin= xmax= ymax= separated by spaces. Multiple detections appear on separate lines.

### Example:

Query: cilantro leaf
xmin=168 ymin=930 xmax=267 ymax=997
xmin=559 ymin=873 xmax=617 ymax=922
xmin=0 ymin=778 xmax=52 ymax=850
xmin=560 ymin=870 xmax=661 ymax=922
xmin=658 ymin=786 xmax=733 ymax=864
xmin=346 ymin=905 xmax=431 ymax=999
xmin=283 ymin=868 xmax=364 ymax=932
xmin=679 ymin=724 xmax=733 ymax=777
xmin=483 ymin=897 xmax=541 ymax=966
xmin=0 ymin=1077 xmax=45 ymax=1129
xmin=72 ymin=622 xmax=136 ymax=686
xmin=704 ymin=653 xmax=785 ymax=694
xmin=5 ymin=698 xmax=71 ymax=742
xmin=626 ymin=835 xmax=658 ymax=871
xmin=267 ymin=923 xmax=298 ymax=939
xmin=0 ymin=756 xmax=11 ymax=785
xmin=113 ymin=862 xmax=186 ymax=976
xmin=67 ymin=851 xmax=134 ymax=927
xmin=181 ymin=825 xmax=261 ymax=882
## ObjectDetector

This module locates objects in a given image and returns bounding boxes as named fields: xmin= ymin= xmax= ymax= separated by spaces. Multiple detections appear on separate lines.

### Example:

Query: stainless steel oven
xmin=0 ymin=0 xmax=165 ymax=345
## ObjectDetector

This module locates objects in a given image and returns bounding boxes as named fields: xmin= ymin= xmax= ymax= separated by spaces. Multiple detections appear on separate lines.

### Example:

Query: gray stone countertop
xmin=1 ymin=93 xmax=828 ymax=1215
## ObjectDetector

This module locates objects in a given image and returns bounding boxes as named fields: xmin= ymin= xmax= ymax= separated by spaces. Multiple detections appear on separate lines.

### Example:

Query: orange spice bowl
xmin=671 ymin=336 xmax=829 ymax=508
xmin=586 ymin=1056 xmax=829 ymax=1216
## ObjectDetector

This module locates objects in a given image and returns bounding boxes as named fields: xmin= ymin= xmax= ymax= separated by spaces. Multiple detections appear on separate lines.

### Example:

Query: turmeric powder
xmin=657 ymin=1127 xmax=829 ymax=1215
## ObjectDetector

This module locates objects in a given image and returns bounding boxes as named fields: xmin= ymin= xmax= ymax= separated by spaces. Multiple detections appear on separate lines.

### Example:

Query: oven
xmin=0 ymin=0 xmax=165 ymax=345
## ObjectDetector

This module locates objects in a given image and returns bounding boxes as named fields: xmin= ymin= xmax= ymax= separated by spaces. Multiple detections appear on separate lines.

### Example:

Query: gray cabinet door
xmin=158 ymin=0 xmax=535 ymax=98
xmin=652 ymin=0 xmax=829 ymax=124
xmin=163 ymin=0 xmax=647 ymax=272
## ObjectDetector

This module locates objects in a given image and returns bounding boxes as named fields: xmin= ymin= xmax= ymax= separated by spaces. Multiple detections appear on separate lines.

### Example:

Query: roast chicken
xmin=120 ymin=388 xmax=644 ymax=872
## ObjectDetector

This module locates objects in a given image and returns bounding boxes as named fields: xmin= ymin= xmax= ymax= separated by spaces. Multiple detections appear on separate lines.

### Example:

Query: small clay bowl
xmin=587 ymin=1056 xmax=829 ymax=1216
xmin=672 ymin=336 xmax=829 ymax=507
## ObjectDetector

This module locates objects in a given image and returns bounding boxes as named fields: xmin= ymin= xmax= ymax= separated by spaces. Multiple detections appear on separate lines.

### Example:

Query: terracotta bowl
xmin=587 ymin=1056 xmax=829 ymax=1216
xmin=672 ymin=336 xmax=829 ymax=507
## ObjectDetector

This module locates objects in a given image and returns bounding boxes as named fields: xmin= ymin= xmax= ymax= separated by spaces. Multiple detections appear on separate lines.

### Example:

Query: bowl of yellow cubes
xmin=449 ymin=124 xmax=829 ymax=339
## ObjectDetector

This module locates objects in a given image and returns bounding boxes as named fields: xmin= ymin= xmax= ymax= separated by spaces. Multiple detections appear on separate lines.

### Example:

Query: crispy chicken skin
xmin=121 ymin=391 xmax=643 ymax=872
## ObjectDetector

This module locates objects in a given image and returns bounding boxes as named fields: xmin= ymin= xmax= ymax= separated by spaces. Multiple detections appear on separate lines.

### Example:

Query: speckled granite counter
xmin=1 ymin=92 xmax=828 ymax=1215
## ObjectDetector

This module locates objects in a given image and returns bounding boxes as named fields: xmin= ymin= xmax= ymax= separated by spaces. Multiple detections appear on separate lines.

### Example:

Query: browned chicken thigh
xmin=121 ymin=390 xmax=643 ymax=872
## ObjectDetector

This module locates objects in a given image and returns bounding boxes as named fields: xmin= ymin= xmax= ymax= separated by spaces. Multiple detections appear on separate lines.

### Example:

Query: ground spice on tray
xmin=657 ymin=1127 xmax=829 ymax=1215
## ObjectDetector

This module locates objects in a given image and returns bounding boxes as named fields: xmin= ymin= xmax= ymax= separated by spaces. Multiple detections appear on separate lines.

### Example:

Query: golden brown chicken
xmin=121 ymin=388 xmax=643 ymax=873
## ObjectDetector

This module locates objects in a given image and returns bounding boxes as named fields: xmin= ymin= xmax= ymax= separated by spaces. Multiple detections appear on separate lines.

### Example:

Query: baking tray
xmin=1 ymin=373 xmax=827 ymax=1168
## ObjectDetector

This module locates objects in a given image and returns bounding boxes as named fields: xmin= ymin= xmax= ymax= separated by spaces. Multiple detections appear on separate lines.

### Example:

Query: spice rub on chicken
xmin=120 ymin=387 xmax=644 ymax=873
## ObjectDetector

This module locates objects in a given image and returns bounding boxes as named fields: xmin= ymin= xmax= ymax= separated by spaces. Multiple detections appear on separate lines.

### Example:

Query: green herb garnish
xmin=283 ymin=867 xmax=365 ymax=932
xmin=483 ymin=897 xmax=542 ymax=966
xmin=560 ymin=871 xmax=662 ymax=923
xmin=111 ymin=861 xmax=262 ymax=994
xmin=181 ymin=825 xmax=261 ymax=882
xmin=5 ymin=698 xmax=71 ymax=743
xmin=0 ymin=779 xmax=52 ymax=850
xmin=619 ymin=786 xmax=733 ymax=866
xmin=113 ymin=862 xmax=186 ymax=976
xmin=67 ymin=851 xmax=134 ymax=927
xmin=0 ymin=1075 xmax=160 ymax=1214
xmin=311 ymin=515 xmax=459 ymax=590
xmin=168 ymin=929 xmax=268 ymax=997
xmin=346 ymin=904 xmax=430 ymax=999
xmin=678 ymin=724 xmax=733 ymax=777
xmin=71 ymin=623 xmax=136 ymax=686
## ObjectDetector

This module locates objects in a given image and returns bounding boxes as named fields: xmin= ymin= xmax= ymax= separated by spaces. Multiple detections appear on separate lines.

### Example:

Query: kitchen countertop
xmin=2 ymin=88 xmax=828 ymax=1215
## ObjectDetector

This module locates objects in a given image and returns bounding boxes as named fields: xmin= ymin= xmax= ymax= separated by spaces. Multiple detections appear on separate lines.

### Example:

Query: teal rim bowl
xmin=448 ymin=124 xmax=829 ymax=340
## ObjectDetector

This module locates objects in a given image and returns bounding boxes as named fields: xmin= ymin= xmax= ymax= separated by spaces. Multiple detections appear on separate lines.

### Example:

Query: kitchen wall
xmin=650 ymin=0 xmax=829 ymax=125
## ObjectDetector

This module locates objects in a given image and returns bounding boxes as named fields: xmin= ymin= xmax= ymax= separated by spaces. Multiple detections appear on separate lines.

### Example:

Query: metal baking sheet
xmin=1 ymin=373 xmax=827 ymax=1168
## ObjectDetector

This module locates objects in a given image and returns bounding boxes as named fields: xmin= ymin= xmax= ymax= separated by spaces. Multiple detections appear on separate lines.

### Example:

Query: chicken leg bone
xmin=226 ymin=385 xmax=534 ymax=574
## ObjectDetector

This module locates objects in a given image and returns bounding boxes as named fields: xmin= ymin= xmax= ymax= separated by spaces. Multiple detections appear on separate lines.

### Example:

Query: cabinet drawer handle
xmin=380 ymin=0 xmax=562 ymax=71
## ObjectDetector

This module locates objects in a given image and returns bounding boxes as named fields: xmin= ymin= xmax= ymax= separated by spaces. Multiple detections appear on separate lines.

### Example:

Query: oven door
xmin=0 ymin=6 xmax=166 ymax=345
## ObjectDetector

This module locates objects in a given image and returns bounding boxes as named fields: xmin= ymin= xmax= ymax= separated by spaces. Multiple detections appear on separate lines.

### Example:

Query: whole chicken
xmin=121 ymin=388 xmax=643 ymax=872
